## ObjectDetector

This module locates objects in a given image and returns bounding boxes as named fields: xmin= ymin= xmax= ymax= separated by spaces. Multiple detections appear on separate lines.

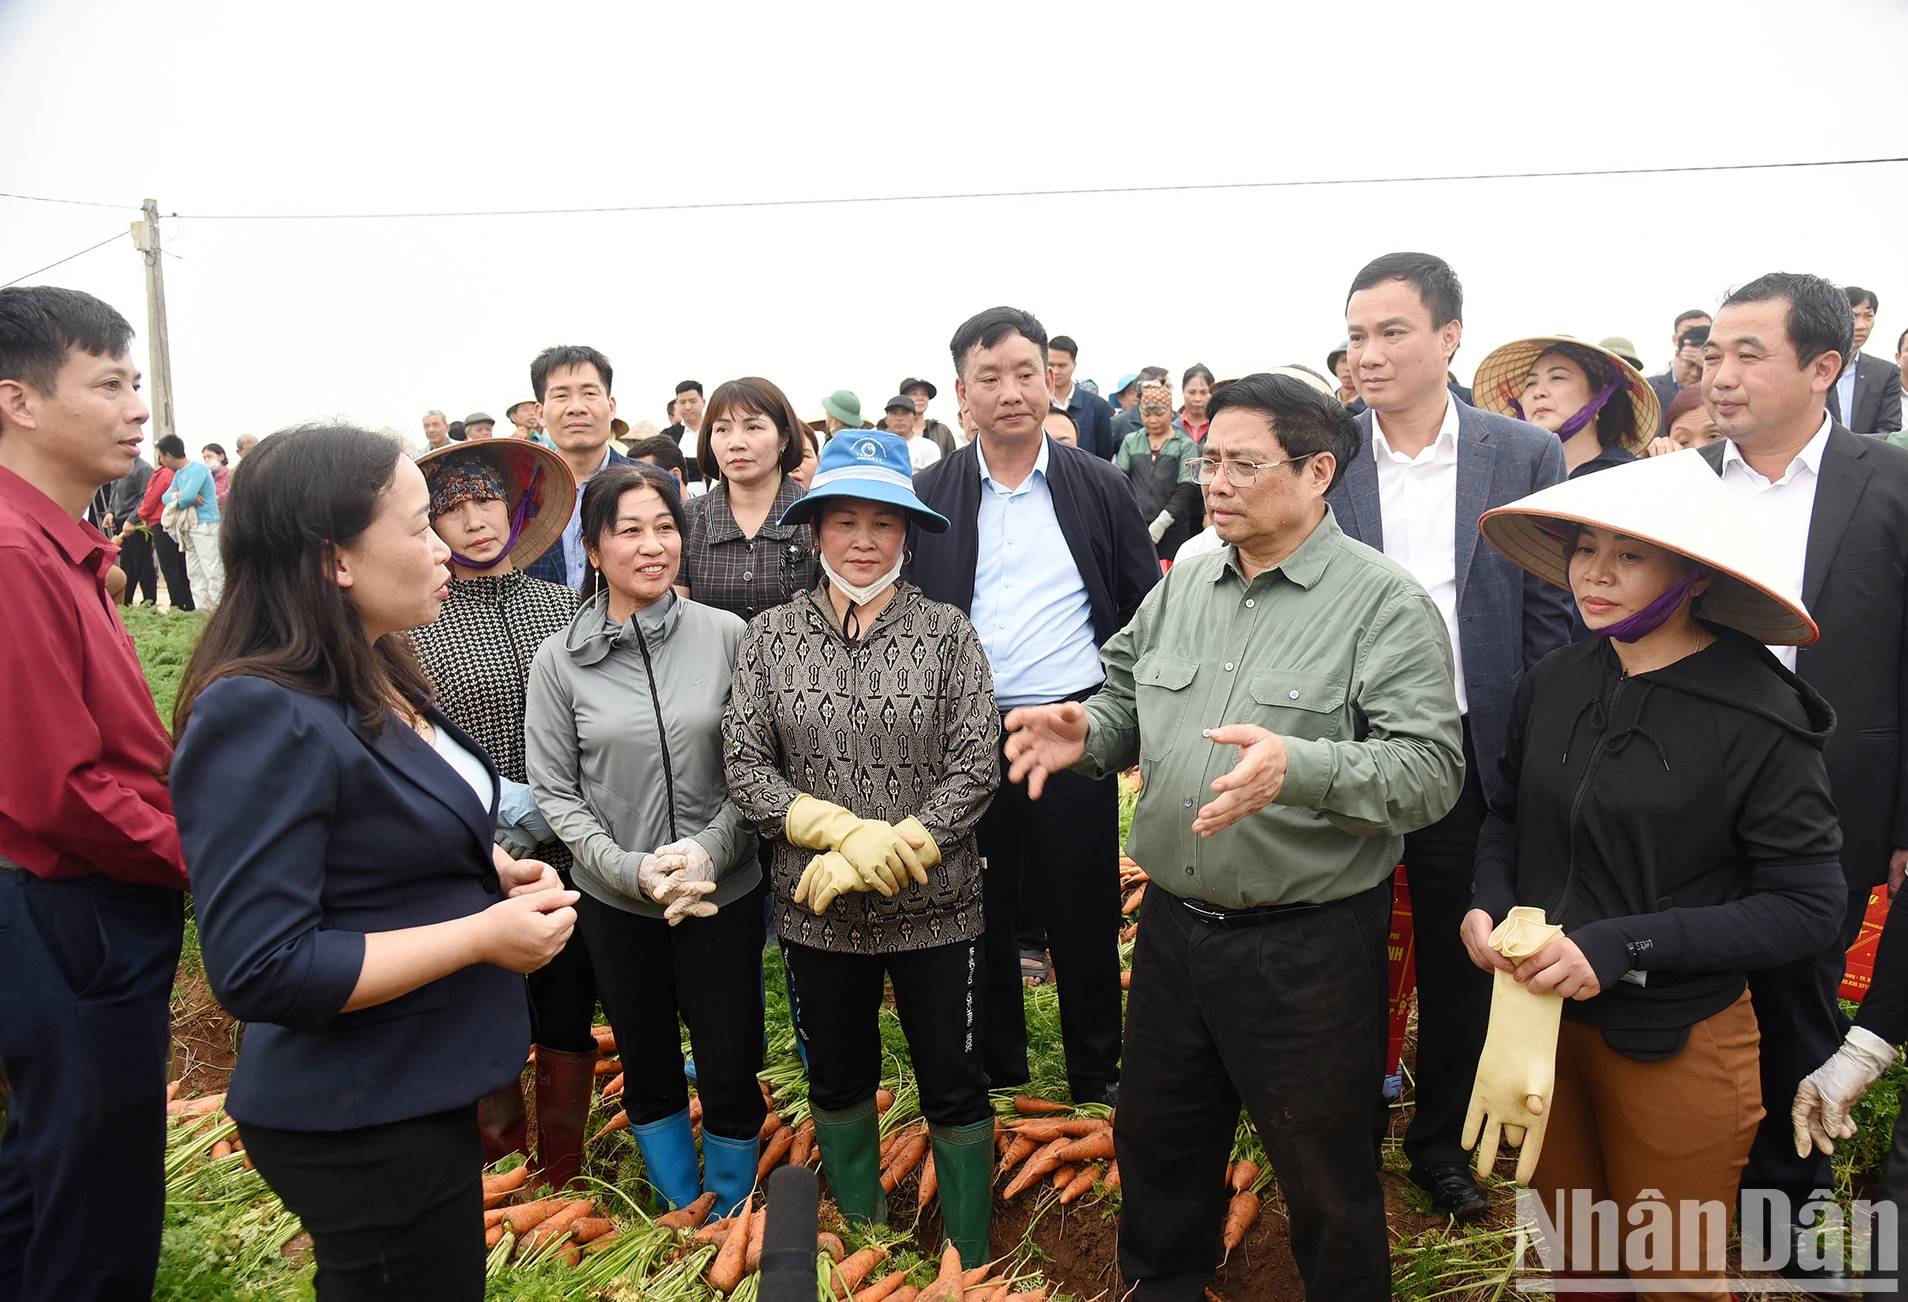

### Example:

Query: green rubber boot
xmin=811 ymin=1097 xmax=887 ymax=1227
xmin=929 ymin=1118 xmax=997 ymax=1270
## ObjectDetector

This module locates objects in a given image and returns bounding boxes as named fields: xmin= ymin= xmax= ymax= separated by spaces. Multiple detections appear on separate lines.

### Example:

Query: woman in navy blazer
xmin=171 ymin=425 xmax=578 ymax=1302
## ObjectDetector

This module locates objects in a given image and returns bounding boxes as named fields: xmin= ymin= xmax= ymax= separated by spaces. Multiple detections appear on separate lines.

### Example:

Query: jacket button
xmin=743 ymin=571 xmax=753 ymax=582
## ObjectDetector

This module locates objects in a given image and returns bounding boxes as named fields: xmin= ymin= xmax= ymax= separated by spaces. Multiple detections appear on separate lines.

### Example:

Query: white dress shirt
xmin=1372 ymin=392 xmax=1467 ymax=713
xmin=1718 ymin=411 xmax=1832 ymax=669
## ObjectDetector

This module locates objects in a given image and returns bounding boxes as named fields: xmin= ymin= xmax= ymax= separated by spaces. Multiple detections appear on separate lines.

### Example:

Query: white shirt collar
xmin=1053 ymin=380 xmax=1073 ymax=407
xmin=975 ymin=434 xmax=1051 ymax=489
xmin=1720 ymin=410 xmax=1833 ymax=486
xmin=1370 ymin=388 xmax=1459 ymax=462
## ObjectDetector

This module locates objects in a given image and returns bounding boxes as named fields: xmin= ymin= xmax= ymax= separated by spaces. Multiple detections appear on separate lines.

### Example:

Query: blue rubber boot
xmin=700 ymin=1128 xmax=760 ymax=1221
xmin=630 ymin=1107 xmax=703 ymax=1211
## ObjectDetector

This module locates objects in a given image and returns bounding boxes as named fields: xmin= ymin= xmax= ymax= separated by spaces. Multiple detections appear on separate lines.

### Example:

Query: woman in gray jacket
xmin=525 ymin=462 xmax=762 ymax=1220
xmin=725 ymin=431 xmax=999 ymax=1266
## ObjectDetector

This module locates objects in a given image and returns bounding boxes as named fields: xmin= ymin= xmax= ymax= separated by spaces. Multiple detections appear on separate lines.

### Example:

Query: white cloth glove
xmin=652 ymin=837 xmax=718 ymax=925
xmin=1793 ymin=1025 xmax=1897 ymax=1156
xmin=1148 ymin=510 xmax=1175 ymax=543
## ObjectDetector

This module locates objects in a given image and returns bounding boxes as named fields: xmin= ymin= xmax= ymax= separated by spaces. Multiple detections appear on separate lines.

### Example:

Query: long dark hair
xmin=173 ymin=424 xmax=433 ymax=737
xmin=1539 ymin=343 xmax=1638 ymax=451
xmin=579 ymin=462 xmax=688 ymax=605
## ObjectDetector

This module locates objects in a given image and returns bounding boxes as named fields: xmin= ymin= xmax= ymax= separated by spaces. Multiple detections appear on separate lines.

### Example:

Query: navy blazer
xmin=1326 ymin=400 xmax=1573 ymax=802
xmin=522 ymin=446 xmax=633 ymax=587
xmin=173 ymin=675 xmax=532 ymax=1131
xmin=1827 ymin=352 xmax=1905 ymax=436
xmin=909 ymin=435 xmax=1159 ymax=650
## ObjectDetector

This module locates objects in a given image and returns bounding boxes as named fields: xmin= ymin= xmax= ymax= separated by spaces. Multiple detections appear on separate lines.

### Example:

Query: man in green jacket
xmin=1004 ymin=371 xmax=1463 ymax=1302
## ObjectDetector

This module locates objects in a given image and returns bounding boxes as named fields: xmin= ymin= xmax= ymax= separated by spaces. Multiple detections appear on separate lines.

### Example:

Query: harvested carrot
xmin=881 ymin=1133 xmax=929 ymax=1194
xmin=916 ymin=1242 xmax=966 ymax=1302
xmin=838 ymin=1246 xmax=889 ymax=1292
xmin=759 ymin=1080 xmax=775 ymax=1105
xmin=1121 ymin=970 xmax=1132 ymax=990
xmin=1053 ymin=1131 xmax=1116 ymax=1164
xmin=1119 ymin=924 xmax=1138 ymax=943
xmin=1003 ymin=1138 xmax=1069 ymax=1199
xmin=570 ymin=1217 xmax=615 ymax=1244
xmin=242 ymin=1154 xmax=254 ymax=1170
xmin=1230 ymin=1160 xmax=1259 ymax=1193
xmin=601 ymin=1073 xmax=624 ymax=1099
xmin=1060 ymin=1164 xmax=1101 ymax=1204
xmin=959 ymin=1263 xmax=995 ymax=1288
xmin=693 ymin=1214 xmax=734 ymax=1243
xmin=890 ymin=1290 xmax=919 ymax=1302
xmin=167 ymin=1093 xmax=226 ymax=1117
xmin=853 ymin=1268 xmax=911 ymax=1302
xmin=917 ymin=1151 xmax=938 ymax=1208
xmin=166 ymin=1080 xmax=181 ymax=1102
xmin=483 ymin=1166 xmax=530 ymax=1194
xmin=1123 ymin=883 xmax=1146 ymax=914
xmin=1014 ymin=1289 xmax=1047 ymax=1302
xmin=563 ymin=1245 xmax=584 ymax=1267
xmin=1050 ymin=1165 xmax=1076 ymax=1190
xmin=1005 ymin=1118 xmax=1108 ymax=1140
xmin=743 ymin=1200 xmax=768 ymax=1272
xmin=875 ymin=1088 xmax=895 ymax=1114
xmin=1104 ymin=1161 xmax=1121 ymax=1193
xmin=758 ymin=1126 xmax=796 ymax=1180
xmin=690 ymin=1096 xmax=704 ymax=1124
xmin=482 ymin=1190 xmax=509 ymax=1210
xmin=997 ymin=1134 xmax=1038 ymax=1176
xmin=584 ymin=1231 xmax=623 ymax=1254
xmin=1013 ymin=1096 xmax=1071 ymax=1115
xmin=502 ymin=1198 xmax=564 ymax=1235
xmin=709 ymin=1194 xmax=751 ymax=1293
xmin=523 ymin=1198 xmax=596 ymax=1253
xmin=593 ymin=1057 xmax=621 ymax=1076
xmin=760 ymin=1111 xmax=783 ymax=1141
xmin=484 ymin=1207 xmax=511 ymax=1228
xmin=486 ymin=1223 xmax=506 ymax=1249
xmin=1222 ymin=1190 xmax=1261 ymax=1258
xmin=816 ymin=1231 xmax=846 ymax=1263
xmin=657 ymin=1191 xmax=718 ymax=1230
xmin=209 ymin=1139 xmax=233 ymax=1160
xmin=590 ymin=1111 xmax=629 ymax=1142
xmin=789 ymin=1126 xmax=812 ymax=1169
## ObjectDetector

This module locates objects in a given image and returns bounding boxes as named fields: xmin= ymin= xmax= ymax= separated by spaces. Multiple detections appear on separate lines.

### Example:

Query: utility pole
xmin=130 ymin=198 xmax=176 ymax=446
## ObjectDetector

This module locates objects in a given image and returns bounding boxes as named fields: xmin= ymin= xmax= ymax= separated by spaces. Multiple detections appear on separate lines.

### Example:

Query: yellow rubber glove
xmin=835 ymin=821 xmax=925 ymax=895
xmin=1462 ymin=906 xmax=1566 ymax=1185
xmin=893 ymin=817 xmax=940 ymax=885
xmin=785 ymin=794 xmax=862 ymax=852
xmin=793 ymin=851 xmax=861 ymax=915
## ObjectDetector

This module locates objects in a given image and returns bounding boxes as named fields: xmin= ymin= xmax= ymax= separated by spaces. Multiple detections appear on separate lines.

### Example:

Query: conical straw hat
xmin=1478 ymin=450 xmax=1817 ymax=646
xmin=415 ymin=439 xmax=576 ymax=569
xmin=1472 ymin=335 xmax=1660 ymax=455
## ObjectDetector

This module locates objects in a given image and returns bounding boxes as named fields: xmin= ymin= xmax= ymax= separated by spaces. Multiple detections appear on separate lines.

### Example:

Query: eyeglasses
xmin=1188 ymin=454 xmax=1315 ymax=486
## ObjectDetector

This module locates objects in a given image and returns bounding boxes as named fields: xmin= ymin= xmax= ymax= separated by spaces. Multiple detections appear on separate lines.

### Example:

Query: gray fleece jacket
xmin=525 ymin=588 xmax=758 ymax=917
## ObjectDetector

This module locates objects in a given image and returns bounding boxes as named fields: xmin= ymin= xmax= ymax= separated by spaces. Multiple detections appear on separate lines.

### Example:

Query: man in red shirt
xmin=0 ymin=286 xmax=188 ymax=1301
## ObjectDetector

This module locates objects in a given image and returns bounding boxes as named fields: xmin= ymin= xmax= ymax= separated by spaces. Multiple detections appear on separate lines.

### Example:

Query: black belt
xmin=1176 ymin=894 xmax=1326 ymax=927
xmin=1000 ymin=683 xmax=1102 ymax=716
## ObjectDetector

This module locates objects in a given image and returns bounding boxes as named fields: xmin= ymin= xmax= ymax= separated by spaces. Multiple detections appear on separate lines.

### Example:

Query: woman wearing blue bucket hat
xmin=723 ymin=431 xmax=1002 ymax=1265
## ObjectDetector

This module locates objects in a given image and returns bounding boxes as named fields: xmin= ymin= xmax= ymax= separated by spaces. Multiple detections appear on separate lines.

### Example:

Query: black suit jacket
xmin=1701 ymin=425 xmax=1908 ymax=891
xmin=1827 ymin=352 xmax=1905 ymax=435
xmin=522 ymin=447 xmax=633 ymax=587
xmin=908 ymin=435 xmax=1159 ymax=651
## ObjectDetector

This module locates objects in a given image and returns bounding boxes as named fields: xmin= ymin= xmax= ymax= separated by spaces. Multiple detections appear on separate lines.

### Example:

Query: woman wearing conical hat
xmin=1472 ymin=336 xmax=1661 ymax=479
xmin=1460 ymin=451 xmax=1844 ymax=1299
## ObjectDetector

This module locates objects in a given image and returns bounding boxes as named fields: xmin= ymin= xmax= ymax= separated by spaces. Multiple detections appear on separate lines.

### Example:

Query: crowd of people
xmin=3 ymin=251 xmax=1908 ymax=1302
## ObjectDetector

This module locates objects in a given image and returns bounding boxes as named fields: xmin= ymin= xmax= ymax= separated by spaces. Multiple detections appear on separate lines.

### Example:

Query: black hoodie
xmin=1472 ymin=626 xmax=1845 ymax=1037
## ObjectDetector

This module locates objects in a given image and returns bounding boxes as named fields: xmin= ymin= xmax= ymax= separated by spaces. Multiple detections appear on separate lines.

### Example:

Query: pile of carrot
xmin=993 ymin=1096 xmax=1118 ymax=1205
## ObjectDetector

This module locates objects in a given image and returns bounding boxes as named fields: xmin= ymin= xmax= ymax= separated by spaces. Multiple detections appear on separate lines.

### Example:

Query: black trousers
xmin=1400 ymin=720 xmax=1490 ymax=1173
xmin=1116 ymin=882 xmax=1394 ymax=1302
xmin=526 ymin=868 xmax=597 ymax=1055
xmin=239 ymin=1105 xmax=484 ymax=1302
xmin=0 ymin=870 xmax=183 ymax=1302
xmin=152 ymin=528 xmax=194 ymax=611
xmin=977 ymin=744 xmax=1122 ymax=1099
xmin=576 ymin=883 xmax=766 ymax=1142
xmin=1740 ymin=884 xmax=1871 ymax=1243
xmin=118 ymin=529 xmax=157 ymax=605
xmin=782 ymin=937 xmax=992 ymax=1127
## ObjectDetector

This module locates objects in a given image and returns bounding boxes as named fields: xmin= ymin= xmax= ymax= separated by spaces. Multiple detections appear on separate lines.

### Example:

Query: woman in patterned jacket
xmin=407 ymin=441 xmax=598 ymax=1190
xmin=724 ymin=430 xmax=1000 ymax=1266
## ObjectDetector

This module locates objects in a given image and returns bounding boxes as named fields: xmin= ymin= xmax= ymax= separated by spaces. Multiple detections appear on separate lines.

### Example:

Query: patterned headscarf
xmin=1140 ymin=382 xmax=1173 ymax=415
xmin=427 ymin=451 xmax=507 ymax=520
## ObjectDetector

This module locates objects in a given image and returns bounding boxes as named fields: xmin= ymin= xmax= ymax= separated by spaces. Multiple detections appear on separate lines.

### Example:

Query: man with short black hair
xmin=0 ymin=285 xmax=189 ymax=1300
xmin=911 ymin=307 xmax=1159 ymax=1107
xmin=1647 ymin=308 xmax=1713 ymax=425
xmin=1332 ymin=251 xmax=1572 ymax=1221
xmin=522 ymin=345 xmax=632 ymax=589
xmin=1829 ymin=286 xmax=1903 ymax=434
xmin=1005 ymin=372 xmax=1463 ymax=1302
xmin=1047 ymin=335 xmax=1117 ymax=459
xmin=627 ymin=433 xmax=688 ymax=489
xmin=661 ymin=381 xmax=708 ymax=493
xmin=1692 ymin=271 xmax=1908 ymax=1283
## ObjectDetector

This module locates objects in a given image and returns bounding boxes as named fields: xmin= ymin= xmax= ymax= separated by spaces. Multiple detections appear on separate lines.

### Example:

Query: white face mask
xmin=820 ymin=551 xmax=903 ymax=607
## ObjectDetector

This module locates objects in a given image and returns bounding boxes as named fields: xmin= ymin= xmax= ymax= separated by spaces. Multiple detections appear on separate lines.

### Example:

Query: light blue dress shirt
xmin=163 ymin=459 xmax=221 ymax=524
xmin=970 ymin=438 xmax=1103 ymax=709
xmin=559 ymin=445 xmax=613 ymax=589
xmin=1837 ymin=356 xmax=1860 ymax=428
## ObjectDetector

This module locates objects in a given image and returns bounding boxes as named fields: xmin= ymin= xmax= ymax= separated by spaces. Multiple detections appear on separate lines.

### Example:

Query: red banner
xmin=1841 ymin=889 xmax=1891 ymax=1002
xmin=1387 ymin=865 xmax=1416 ymax=1075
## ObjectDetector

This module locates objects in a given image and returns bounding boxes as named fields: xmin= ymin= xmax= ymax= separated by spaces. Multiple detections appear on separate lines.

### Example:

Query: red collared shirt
xmin=0 ymin=465 xmax=186 ymax=888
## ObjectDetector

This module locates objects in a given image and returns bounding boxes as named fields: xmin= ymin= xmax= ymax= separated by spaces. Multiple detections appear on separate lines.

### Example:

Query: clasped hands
xmin=786 ymin=795 xmax=940 ymax=915
xmin=635 ymin=838 xmax=721 ymax=926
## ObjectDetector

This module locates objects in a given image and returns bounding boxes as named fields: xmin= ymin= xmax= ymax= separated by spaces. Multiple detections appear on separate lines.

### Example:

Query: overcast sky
xmin=3 ymin=0 xmax=1905 ymax=450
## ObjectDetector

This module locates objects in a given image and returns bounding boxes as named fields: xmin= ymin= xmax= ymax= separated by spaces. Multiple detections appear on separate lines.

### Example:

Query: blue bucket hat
xmin=778 ymin=430 xmax=950 ymax=533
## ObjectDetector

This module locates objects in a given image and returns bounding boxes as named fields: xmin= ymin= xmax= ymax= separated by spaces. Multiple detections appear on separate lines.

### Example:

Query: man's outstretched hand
xmin=1192 ymin=724 xmax=1288 ymax=836
xmin=1004 ymin=702 xmax=1090 ymax=800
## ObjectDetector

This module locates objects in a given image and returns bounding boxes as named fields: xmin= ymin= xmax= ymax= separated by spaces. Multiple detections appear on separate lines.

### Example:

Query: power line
xmin=1 ymin=229 xmax=131 ymax=289
xmin=159 ymin=154 xmax=1907 ymax=221
xmin=0 ymin=191 xmax=141 ymax=211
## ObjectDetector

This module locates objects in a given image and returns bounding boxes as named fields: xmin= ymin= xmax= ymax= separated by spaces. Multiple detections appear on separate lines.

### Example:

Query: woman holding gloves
xmin=525 ymin=462 xmax=764 ymax=1219
xmin=1462 ymin=453 xmax=1844 ymax=1300
xmin=724 ymin=431 xmax=1000 ymax=1266
xmin=406 ymin=441 xmax=601 ymax=1188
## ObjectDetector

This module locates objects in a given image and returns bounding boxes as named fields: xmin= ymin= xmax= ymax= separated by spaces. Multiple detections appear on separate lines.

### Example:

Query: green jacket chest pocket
xmin=1244 ymin=670 xmax=1347 ymax=741
xmin=1134 ymin=653 xmax=1200 ymax=760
